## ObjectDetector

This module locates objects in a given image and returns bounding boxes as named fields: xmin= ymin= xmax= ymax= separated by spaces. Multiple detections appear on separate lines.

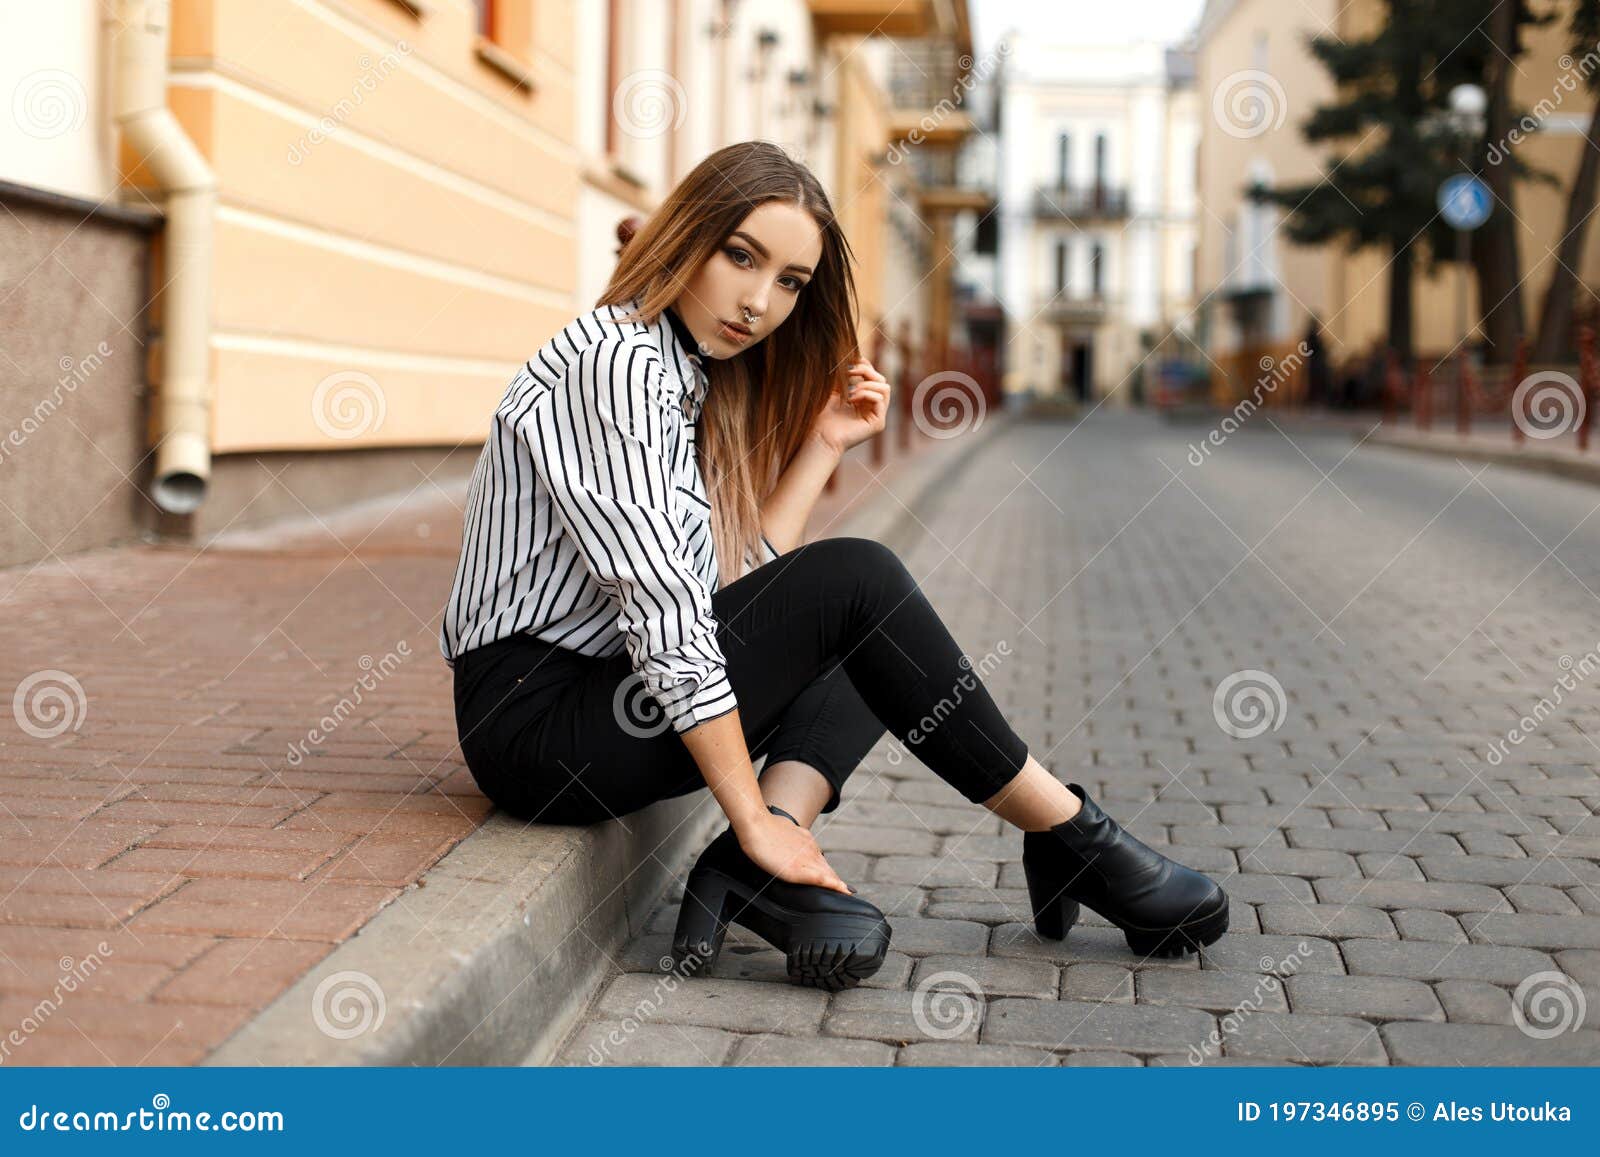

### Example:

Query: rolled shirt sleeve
xmin=524 ymin=335 xmax=738 ymax=734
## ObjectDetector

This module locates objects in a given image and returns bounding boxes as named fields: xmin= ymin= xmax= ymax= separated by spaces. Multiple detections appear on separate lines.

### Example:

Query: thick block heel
xmin=670 ymin=868 xmax=733 ymax=976
xmin=1022 ymin=782 xmax=1234 ymax=958
xmin=670 ymin=818 xmax=893 ymax=992
xmin=1032 ymin=893 xmax=1080 ymax=940
xmin=1023 ymin=854 xmax=1080 ymax=940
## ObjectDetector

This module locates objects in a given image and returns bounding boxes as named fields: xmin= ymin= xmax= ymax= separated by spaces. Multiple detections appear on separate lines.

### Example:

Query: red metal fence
xmin=1381 ymin=332 xmax=1594 ymax=450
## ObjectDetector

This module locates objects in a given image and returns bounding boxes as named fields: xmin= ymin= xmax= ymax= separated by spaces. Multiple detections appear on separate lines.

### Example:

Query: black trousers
xmin=452 ymin=536 xmax=1031 ymax=826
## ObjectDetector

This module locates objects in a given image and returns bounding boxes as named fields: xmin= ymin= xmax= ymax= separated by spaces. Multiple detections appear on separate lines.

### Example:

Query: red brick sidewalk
xmin=0 ymin=433 xmax=951 ymax=1065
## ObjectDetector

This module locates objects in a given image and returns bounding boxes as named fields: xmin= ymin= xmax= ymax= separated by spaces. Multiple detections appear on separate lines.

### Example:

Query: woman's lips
xmin=719 ymin=320 xmax=753 ymax=341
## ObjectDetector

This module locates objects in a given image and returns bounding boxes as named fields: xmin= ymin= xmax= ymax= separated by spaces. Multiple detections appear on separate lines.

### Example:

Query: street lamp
xmin=1449 ymin=82 xmax=1487 ymax=126
xmin=1447 ymin=86 xmax=1487 ymax=320
xmin=1444 ymin=83 xmax=1488 ymax=434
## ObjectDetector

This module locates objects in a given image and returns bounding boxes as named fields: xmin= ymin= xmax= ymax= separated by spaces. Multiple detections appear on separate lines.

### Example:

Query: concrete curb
xmin=1362 ymin=426 xmax=1600 ymax=487
xmin=205 ymin=413 xmax=1020 ymax=1068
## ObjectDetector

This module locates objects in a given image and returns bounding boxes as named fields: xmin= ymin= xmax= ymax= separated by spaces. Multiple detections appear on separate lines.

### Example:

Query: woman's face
xmin=672 ymin=200 xmax=823 ymax=359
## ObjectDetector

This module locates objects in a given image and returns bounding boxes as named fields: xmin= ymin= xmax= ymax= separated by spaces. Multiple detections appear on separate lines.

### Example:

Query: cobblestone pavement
xmin=554 ymin=408 xmax=1600 ymax=1067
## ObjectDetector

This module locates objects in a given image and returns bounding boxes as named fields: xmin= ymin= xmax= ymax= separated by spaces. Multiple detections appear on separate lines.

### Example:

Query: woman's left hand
xmin=810 ymin=359 xmax=891 ymax=457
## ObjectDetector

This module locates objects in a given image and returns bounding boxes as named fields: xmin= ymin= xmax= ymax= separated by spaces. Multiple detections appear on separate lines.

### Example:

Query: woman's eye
xmin=727 ymin=246 xmax=802 ymax=291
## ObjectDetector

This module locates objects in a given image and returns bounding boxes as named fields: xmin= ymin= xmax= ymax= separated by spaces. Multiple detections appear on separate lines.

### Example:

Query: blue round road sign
xmin=1438 ymin=174 xmax=1492 ymax=230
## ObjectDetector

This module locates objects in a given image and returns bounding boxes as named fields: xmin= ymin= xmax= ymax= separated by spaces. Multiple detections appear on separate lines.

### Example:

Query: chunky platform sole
xmin=670 ymin=866 xmax=891 ymax=991
xmin=1024 ymin=859 xmax=1229 ymax=957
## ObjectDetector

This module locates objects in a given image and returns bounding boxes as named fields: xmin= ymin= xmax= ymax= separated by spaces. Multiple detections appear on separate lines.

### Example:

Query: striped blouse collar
xmin=651 ymin=299 xmax=711 ymax=422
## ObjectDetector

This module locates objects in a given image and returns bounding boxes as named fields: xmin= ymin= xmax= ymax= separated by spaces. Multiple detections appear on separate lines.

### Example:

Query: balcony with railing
xmin=905 ymin=148 xmax=994 ymax=213
xmin=1041 ymin=294 xmax=1113 ymax=325
xmin=806 ymin=0 xmax=944 ymax=37
xmin=1033 ymin=183 xmax=1129 ymax=220
xmin=886 ymin=35 xmax=980 ymax=149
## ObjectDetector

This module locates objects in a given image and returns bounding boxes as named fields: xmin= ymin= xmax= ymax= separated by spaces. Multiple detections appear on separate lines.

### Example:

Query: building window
xmin=1057 ymin=132 xmax=1070 ymax=188
xmin=1055 ymin=239 xmax=1069 ymax=295
xmin=470 ymin=0 xmax=536 ymax=93
xmin=1093 ymin=133 xmax=1107 ymax=191
xmin=605 ymin=0 xmax=623 ymax=158
xmin=471 ymin=0 xmax=495 ymax=38
xmin=1090 ymin=242 xmax=1104 ymax=296
xmin=974 ymin=211 xmax=998 ymax=255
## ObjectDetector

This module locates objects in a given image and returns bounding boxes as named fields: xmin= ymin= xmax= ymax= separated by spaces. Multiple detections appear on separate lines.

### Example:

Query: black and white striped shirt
xmin=439 ymin=296 xmax=779 ymax=734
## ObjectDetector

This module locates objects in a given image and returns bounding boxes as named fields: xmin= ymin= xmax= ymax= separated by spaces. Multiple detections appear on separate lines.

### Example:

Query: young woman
xmin=441 ymin=141 xmax=1228 ymax=992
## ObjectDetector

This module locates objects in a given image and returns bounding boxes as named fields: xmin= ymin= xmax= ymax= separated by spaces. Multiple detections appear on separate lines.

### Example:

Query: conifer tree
xmin=1251 ymin=0 xmax=1543 ymax=362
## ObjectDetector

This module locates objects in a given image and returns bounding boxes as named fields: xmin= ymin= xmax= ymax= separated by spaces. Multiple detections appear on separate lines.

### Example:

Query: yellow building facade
xmin=0 ymin=0 xmax=975 ymax=564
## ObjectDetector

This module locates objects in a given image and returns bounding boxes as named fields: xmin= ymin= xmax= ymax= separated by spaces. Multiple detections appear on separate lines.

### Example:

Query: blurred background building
xmin=995 ymin=33 xmax=1199 ymax=404
xmin=0 ymin=0 xmax=987 ymax=568
xmin=14 ymin=0 xmax=1600 ymax=572
xmin=1195 ymin=0 xmax=1600 ymax=406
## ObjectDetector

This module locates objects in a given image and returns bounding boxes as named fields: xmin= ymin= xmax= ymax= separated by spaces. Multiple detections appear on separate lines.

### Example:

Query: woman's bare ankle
xmin=980 ymin=756 xmax=1083 ymax=831
xmin=756 ymin=759 xmax=832 ymax=828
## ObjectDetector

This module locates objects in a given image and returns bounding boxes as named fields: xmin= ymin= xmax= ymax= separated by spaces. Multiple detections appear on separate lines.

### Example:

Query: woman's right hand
xmin=735 ymin=812 xmax=855 ymax=895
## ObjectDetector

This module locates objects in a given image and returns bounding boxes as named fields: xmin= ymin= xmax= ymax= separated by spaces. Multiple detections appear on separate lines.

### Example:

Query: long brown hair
xmin=598 ymin=140 xmax=860 ymax=585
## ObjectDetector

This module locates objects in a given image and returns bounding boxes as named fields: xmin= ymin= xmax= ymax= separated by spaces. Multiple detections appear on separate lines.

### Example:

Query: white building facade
xmin=997 ymin=37 xmax=1198 ymax=401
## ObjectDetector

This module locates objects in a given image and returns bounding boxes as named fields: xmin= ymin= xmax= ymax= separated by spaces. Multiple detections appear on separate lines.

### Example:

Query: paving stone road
xmin=551 ymin=408 xmax=1600 ymax=1067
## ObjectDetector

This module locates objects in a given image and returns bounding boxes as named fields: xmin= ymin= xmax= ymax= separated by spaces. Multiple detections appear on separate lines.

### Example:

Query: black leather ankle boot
xmin=671 ymin=804 xmax=891 ymax=991
xmin=1021 ymin=783 xmax=1229 ymax=957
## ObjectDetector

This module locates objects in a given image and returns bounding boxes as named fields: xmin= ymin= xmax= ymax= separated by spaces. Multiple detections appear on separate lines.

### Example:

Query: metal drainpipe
xmin=110 ymin=0 xmax=217 ymax=514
